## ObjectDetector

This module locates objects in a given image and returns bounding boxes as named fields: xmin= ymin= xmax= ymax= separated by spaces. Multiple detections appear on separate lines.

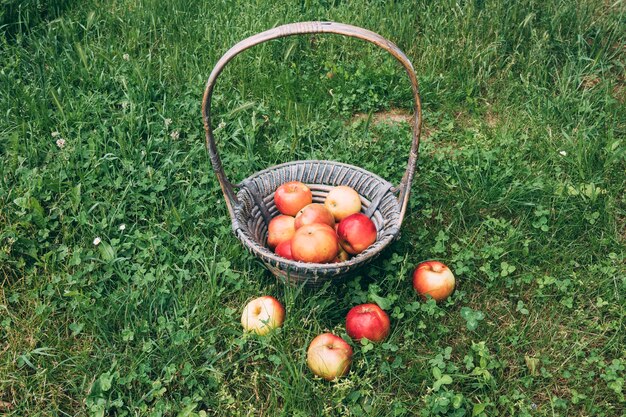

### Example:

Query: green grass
xmin=1 ymin=0 xmax=625 ymax=415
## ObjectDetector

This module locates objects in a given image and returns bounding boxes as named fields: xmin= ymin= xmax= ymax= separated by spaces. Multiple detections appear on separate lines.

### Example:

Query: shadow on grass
xmin=1 ymin=0 xmax=76 ymax=40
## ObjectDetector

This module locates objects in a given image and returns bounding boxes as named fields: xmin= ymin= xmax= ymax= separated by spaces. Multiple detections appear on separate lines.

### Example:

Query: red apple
xmin=275 ymin=239 xmax=293 ymax=260
xmin=241 ymin=296 xmax=285 ymax=336
xmin=325 ymin=186 xmax=362 ymax=221
xmin=336 ymin=213 xmax=377 ymax=255
xmin=267 ymin=215 xmax=295 ymax=250
xmin=274 ymin=181 xmax=312 ymax=216
xmin=294 ymin=203 xmax=335 ymax=230
xmin=291 ymin=223 xmax=339 ymax=264
xmin=412 ymin=261 xmax=456 ymax=302
xmin=345 ymin=303 xmax=390 ymax=342
xmin=307 ymin=333 xmax=353 ymax=381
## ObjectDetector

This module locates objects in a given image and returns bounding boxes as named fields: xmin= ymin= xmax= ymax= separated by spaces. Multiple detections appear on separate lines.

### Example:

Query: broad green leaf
xmin=473 ymin=403 xmax=487 ymax=416
xmin=98 ymin=242 xmax=115 ymax=262
xmin=439 ymin=375 xmax=452 ymax=385
xmin=99 ymin=372 xmax=113 ymax=392
xmin=369 ymin=292 xmax=393 ymax=310
xmin=177 ymin=404 xmax=198 ymax=417
xmin=460 ymin=307 xmax=484 ymax=330
xmin=29 ymin=197 xmax=46 ymax=227
xmin=13 ymin=196 xmax=30 ymax=209
xmin=69 ymin=322 xmax=84 ymax=336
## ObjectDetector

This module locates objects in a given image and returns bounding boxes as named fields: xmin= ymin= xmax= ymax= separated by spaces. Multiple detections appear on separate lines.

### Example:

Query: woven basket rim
xmin=233 ymin=160 xmax=401 ymax=272
xmin=236 ymin=159 xmax=396 ymax=190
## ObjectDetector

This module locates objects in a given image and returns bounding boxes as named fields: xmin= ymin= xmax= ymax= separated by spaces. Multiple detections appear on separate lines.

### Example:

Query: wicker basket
xmin=202 ymin=21 xmax=422 ymax=287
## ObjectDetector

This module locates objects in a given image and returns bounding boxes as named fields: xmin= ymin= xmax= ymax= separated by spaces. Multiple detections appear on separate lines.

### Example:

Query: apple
xmin=275 ymin=239 xmax=293 ymax=260
xmin=306 ymin=333 xmax=353 ymax=381
xmin=241 ymin=296 xmax=285 ymax=336
xmin=294 ymin=203 xmax=335 ymax=230
xmin=274 ymin=181 xmax=312 ymax=216
xmin=412 ymin=261 xmax=456 ymax=302
xmin=325 ymin=186 xmax=362 ymax=221
xmin=291 ymin=223 xmax=339 ymax=263
xmin=267 ymin=215 xmax=295 ymax=250
xmin=336 ymin=213 xmax=377 ymax=255
xmin=334 ymin=246 xmax=350 ymax=263
xmin=345 ymin=303 xmax=390 ymax=342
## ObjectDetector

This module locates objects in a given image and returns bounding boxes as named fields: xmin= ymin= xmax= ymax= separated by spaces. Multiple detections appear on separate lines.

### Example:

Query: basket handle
xmin=203 ymin=21 xmax=422 ymax=223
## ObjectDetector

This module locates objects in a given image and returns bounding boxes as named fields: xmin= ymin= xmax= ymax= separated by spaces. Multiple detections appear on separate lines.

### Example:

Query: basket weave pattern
xmin=233 ymin=160 xmax=401 ymax=285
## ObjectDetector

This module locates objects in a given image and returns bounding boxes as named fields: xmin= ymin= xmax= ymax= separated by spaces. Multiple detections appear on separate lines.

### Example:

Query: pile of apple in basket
xmin=242 ymin=181 xmax=457 ymax=381
xmin=267 ymin=181 xmax=375 ymax=263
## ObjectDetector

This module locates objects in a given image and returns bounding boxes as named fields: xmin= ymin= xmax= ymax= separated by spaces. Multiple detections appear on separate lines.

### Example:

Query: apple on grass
xmin=291 ymin=223 xmax=338 ymax=264
xmin=267 ymin=215 xmax=295 ymax=250
xmin=274 ymin=181 xmax=312 ymax=216
xmin=346 ymin=303 xmax=390 ymax=342
xmin=307 ymin=333 xmax=353 ymax=381
xmin=412 ymin=261 xmax=456 ymax=302
xmin=241 ymin=296 xmax=285 ymax=336
xmin=337 ymin=213 xmax=377 ymax=255
xmin=324 ymin=186 xmax=362 ymax=221
xmin=294 ymin=203 xmax=335 ymax=230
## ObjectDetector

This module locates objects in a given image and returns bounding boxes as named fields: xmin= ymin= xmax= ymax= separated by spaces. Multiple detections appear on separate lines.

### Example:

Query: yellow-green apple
xmin=334 ymin=246 xmax=350 ymax=263
xmin=306 ymin=333 xmax=353 ymax=381
xmin=274 ymin=181 xmax=312 ymax=216
xmin=294 ymin=203 xmax=335 ymax=230
xmin=241 ymin=296 xmax=285 ymax=336
xmin=267 ymin=215 xmax=295 ymax=250
xmin=324 ymin=186 xmax=362 ymax=221
xmin=291 ymin=223 xmax=338 ymax=263
xmin=336 ymin=213 xmax=377 ymax=255
xmin=345 ymin=303 xmax=390 ymax=342
xmin=412 ymin=261 xmax=456 ymax=302
xmin=275 ymin=239 xmax=293 ymax=260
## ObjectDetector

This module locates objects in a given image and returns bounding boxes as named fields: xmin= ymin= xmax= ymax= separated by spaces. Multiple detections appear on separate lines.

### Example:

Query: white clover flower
xmin=559 ymin=150 xmax=567 ymax=156
xmin=170 ymin=130 xmax=180 ymax=140
xmin=119 ymin=224 xmax=126 ymax=231
xmin=123 ymin=53 xmax=130 ymax=61
xmin=164 ymin=118 xmax=172 ymax=128
xmin=218 ymin=121 xmax=226 ymax=129
xmin=51 ymin=131 xmax=61 ymax=137
xmin=56 ymin=138 xmax=66 ymax=149
xmin=93 ymin=237 xmax=101 ymax=246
